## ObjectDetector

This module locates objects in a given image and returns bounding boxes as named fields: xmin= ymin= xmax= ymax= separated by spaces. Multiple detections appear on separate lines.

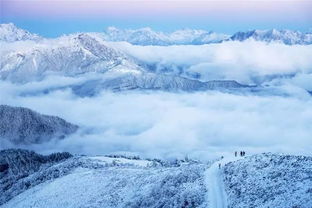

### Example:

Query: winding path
xmin=205 ymin=157 xmax=240 ymax=208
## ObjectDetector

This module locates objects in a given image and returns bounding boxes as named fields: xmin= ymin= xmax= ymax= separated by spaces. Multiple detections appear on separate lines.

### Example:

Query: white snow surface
xmin=1 ymin=151 xmax=311 ymax=208
xmin=205 ymin=156 xmax=242 ymax=208
xmin=1 ymin=154 xmax=208 ymax=208
xmin=89 ymin=156 xmax=153 ymax=167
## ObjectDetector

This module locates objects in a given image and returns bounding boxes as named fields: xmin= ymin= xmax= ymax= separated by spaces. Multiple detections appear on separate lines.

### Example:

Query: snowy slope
xmin=1 ymin=149 xmax=311 ymax=208
xmin=0 ymin=33 xmax=142 ymax=82
xmin=103 ymin=27 xmax=229 ymax=45
xmin=1 ymin=149 xmax=208 ymax=208
xmin=0 ymin=23 xmax=41 ymax=42
xmin=229 ymin=29 xmax=312 ymax=45
xmin=0 ymin=105 xmax=78 ymax=145
xmin=223 ymin=153 xmax=312 ymax=208
xmin=0 ymin=149 xmax=73 ymax=205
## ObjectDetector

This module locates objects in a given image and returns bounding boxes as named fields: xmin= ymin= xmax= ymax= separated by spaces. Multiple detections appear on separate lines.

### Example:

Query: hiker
xmin=218 ymin=163 xmax=221 ymax=169
xmin=240 ymin=151 xmax=242 ymax=157
xmin=235 ymin=151 xmax=237 ymax=157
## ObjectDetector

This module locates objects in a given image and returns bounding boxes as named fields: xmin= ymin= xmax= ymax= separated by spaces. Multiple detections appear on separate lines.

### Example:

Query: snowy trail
xmin=205 ymin=156 xmax=241 ymax=208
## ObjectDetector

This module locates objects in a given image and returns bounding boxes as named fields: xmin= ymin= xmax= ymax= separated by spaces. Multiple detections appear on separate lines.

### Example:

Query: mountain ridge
xmin=229 ymin=29 xmax=312 ymax=45
xmin=1 ymin=23 xmax=311 ymax=45
xmin=0 ymin=105 xmax=78 ymax=145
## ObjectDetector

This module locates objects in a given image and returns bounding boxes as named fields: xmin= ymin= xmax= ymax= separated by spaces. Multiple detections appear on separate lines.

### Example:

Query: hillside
xmin=1 ymin=149 xmax=311 ymax=208
xmin=0 ymin=105 xmax=78 ymax=145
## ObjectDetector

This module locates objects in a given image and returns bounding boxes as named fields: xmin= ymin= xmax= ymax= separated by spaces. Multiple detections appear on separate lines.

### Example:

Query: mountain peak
xmin=0 ymin=23 xmax=41 ymax=42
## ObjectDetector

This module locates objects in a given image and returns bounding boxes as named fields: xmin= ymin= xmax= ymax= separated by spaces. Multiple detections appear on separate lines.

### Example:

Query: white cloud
xmin=108 ymin=41 xmax=312 ymax=84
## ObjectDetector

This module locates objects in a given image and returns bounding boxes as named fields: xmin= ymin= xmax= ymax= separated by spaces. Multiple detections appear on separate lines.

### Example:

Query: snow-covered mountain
xmin=103 ymin=27 xmax=312 ymax=45
xmin=0 ymin=33 xmax=142 ymax=82
xmin=4 ymin=24 xmax=312 ymax=95
xmin=229 ymin=29 xmax=312 ymax=45
xmin=0 ymin=23 xmax=41 ymax=42
xmin=1 ymin=149 xmax=311 ymax=208
xmin=70 ymin=72 xmax=250 ymax=96
xmin=0 ymin=105 xmax=78 ymax=145
xmin=1 ymin=23 xmax=311 ymax=47
xmin=103 ymin=27 xmax=229 ymax=45
xmin=0 ymin=25 xmax=252 ymax=93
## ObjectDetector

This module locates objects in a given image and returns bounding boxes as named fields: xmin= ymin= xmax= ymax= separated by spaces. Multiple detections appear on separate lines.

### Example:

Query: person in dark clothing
xmin=218 ymin=163 xmax=221 ymax=169
xmin=235 ymin=151 xmax=237 ymax=157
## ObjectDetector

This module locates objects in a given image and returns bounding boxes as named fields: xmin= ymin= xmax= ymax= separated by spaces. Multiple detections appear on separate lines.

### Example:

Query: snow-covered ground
xmin=89 ymin=156 xmax=153 ymax=167
xmin=1 ymin=149 xmax=208 ymax=208
xmin=205 ymin=156 xmax=242 ymax=208
xmin=1 ymin=149 xmax=311 ymax=208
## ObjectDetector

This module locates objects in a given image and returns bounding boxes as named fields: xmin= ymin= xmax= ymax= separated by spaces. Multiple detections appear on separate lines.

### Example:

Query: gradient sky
xmin=1 ymin=0 xmax=312 ymax=37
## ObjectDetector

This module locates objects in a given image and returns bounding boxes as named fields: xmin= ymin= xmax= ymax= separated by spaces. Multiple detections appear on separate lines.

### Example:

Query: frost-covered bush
xmin=1 ymin=149 xmax=208 ymax=208
xmin=3 ymin=150 xmax=311 ymax=208
xmin=123 ymin=165 xmax=207 ymax=208
xmin=0 ymin=149 xmax=72 ymax=205
xmin=223 ymin=153 xmax=312 ymax=208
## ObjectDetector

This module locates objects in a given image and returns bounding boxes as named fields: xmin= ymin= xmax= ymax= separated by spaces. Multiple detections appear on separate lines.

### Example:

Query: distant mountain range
xmin=1 ymin=23 xmax=311 ymax=45
xmin=69 ymin=72 xmax=249 ymax=97
xmin=2 ymin=23 xmax=312 ymax=95
xmin=230 ymin=29 xmax=312 ymax=45
xmin=102 ymin=26 xmax=229 ymax=45
xmin=0 ymin=24 xmax=253 ymax=94
xmin=103 ymin=27 xmax=312 ymax=45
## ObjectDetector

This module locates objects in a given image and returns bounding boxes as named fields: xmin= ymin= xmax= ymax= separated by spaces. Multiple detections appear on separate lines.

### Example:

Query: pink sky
xmin=2 ymin=0 xmax=311 ymax=20
xmin=1 ymin=0 xmax=311 ymax=36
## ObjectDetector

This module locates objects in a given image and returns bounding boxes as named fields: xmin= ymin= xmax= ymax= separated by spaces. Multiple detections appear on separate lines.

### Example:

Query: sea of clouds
xmin=1 ymin=40 xmax=312 ymax=161
xmin=1 ymin=78 xmax=312 ymax=161
xmin=108 ymin=40 xmax=312 ymax=85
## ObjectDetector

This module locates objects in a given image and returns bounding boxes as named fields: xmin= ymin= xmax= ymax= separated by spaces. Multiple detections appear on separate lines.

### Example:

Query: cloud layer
xmin=1 ymin=76 xmax=311 ymax=161
xmin=109 ymin=41 xmax=312 ymax=85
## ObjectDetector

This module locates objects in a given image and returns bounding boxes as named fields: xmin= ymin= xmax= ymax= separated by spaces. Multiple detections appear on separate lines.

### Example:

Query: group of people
xmin=235 ymin=151 xmax=246 ymax=157
xmin=218 ymin=151 xmax=247 ymax=169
